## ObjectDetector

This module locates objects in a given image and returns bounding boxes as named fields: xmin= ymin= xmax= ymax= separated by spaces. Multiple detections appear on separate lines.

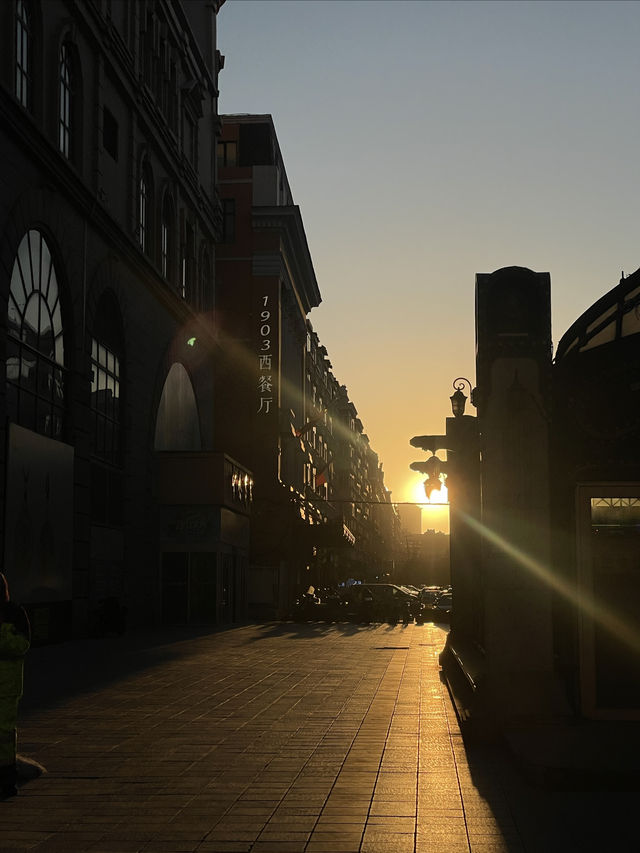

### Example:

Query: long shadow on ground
xmin=20 ymin=624 xmax=246 ymax=716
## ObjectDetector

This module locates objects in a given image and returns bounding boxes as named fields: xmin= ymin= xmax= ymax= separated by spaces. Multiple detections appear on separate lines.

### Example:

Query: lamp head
xmin=450 ymin=387 xmax=467 ymax=417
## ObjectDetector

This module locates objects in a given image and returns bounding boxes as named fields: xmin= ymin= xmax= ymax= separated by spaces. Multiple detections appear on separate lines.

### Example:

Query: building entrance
xmin=161 ymin=552 xmax=217 ymax=625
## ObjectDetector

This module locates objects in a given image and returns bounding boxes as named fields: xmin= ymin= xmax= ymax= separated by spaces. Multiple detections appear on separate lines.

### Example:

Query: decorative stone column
xmin=474 ymin=266 xmax=568 ymax=726
xmin=442 ymin=267 xmax=569 ymax=735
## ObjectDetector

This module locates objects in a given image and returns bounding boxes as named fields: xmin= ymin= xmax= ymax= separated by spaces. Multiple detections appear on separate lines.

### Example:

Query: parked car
xmin=418 ymin=586 xmax=444 ymax=606
xmin=434 ymin=590 xmax=452 ymax=617
xmin=422 ymin=588 xmax=452 ymax=623
xmin=339 ymin=583 xmax=417 ymax=623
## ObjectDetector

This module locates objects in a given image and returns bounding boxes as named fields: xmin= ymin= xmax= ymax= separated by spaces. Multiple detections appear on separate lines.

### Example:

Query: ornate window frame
xmin=6 ymin=229 xmax=66 ymax=439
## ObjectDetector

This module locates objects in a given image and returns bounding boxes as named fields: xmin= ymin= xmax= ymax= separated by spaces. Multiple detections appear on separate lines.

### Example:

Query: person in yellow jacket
xmin=0 ymin=572 xmax=30 ymax=799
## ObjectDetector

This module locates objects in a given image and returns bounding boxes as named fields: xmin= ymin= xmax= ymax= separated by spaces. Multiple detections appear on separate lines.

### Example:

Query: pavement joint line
xmin=267 ymin=656 xmax=391 ymax=851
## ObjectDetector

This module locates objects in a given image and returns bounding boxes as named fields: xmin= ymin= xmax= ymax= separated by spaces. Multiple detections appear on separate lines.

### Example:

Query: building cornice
xmin=252 ymin=205 xmax=321 ymax=314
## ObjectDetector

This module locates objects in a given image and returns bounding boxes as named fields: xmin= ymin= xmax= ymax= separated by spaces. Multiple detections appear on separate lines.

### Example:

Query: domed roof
xmin=555 ymin=267 xmax=640 ymax=361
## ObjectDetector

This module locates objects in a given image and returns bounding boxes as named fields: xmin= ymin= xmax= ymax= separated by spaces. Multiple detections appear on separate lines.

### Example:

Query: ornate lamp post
xmin=410 ymin=376 xmax=480 ymax=646
xmin=450 ymin=377 xmax=473 ymax=418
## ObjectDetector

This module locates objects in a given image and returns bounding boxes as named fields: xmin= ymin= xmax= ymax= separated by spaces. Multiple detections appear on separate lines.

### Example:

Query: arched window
xmin=90 ymin=294 xmax=123 ymax=466
xmin=6 ymin=230 xmax=65 ymax=438
xmin=15 ymin=0 xmax=31 ymax=109
xmin=89 ymin=293 xmax=124 ymax=526
xmin=161 ymin=192 xmax=174 ymax=281
xmin=154 ymin=363 xmax=201 ymax=451
xmin=59 ymin=42 xmax=73 ymax=158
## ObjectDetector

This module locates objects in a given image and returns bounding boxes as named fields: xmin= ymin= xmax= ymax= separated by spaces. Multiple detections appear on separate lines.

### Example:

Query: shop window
xmin=6 ymin=230 xmax=65 ymax=439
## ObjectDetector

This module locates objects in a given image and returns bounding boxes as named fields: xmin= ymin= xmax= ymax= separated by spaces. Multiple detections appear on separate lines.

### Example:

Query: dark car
xmin=339 ymin=583 xmax=417 ymax=623
xmin=418 ymin=586 xmax=444 ymax=606
xmin=423 ymin=588 xmax=452 ymax=623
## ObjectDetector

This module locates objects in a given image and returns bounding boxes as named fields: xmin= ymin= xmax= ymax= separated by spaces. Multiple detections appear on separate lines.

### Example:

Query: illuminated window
xmin=6 ymin=230 xmax=65 ymax=438
xmin=59 ymin=42 xmax=72 ymax=158
xmin=15 ymin=0 xmax=31 ymax=108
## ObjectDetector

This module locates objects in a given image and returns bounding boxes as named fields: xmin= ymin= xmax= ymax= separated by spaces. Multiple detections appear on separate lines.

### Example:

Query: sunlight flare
xmin=459 ymin=511 xmax=640 ymax=656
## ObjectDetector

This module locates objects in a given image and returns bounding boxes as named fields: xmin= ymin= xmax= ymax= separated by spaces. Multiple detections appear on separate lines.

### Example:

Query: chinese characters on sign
xmin=257 ymin=295 xmax=273 ymax=414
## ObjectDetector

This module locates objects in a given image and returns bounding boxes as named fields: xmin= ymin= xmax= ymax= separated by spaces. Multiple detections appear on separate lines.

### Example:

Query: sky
xmin=217 ymin=0 xmax=640 ymax=532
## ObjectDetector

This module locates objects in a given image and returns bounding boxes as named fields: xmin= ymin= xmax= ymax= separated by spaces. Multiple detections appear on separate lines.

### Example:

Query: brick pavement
xmin=0 ymin=622 xmax=636 ymax=852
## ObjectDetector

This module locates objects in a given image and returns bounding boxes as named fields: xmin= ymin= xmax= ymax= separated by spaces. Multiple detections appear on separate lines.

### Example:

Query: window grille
xmin=7 ymin=230 xmax=65 ymax=438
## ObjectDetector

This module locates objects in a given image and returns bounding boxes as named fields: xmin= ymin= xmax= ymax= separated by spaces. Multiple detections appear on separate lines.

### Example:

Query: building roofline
xmin=555 ymin=266 xmax=640 ymax=361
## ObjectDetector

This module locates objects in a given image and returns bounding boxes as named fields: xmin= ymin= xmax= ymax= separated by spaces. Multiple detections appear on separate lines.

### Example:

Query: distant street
xmin=0 ymin=622 xmax=634 ymax=852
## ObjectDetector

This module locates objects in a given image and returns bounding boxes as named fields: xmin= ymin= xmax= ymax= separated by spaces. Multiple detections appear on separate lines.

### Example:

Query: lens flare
xmin=459 ymin=510 xmax=640 ymax=656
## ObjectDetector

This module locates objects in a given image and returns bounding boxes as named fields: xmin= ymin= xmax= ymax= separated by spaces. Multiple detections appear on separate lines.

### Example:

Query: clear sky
xmin=217 ymin=0 xmax=640 ymax=532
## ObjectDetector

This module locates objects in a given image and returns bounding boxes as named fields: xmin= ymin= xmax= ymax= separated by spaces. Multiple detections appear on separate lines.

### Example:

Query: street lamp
xmin=410 ymin=454 xmax=447 ymax=500
xmin=450 ymin=377 xmax=473 ymax=417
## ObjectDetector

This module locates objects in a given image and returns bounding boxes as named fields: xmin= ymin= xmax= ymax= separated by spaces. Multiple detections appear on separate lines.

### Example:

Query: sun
xmin=408 ymin=473 xmax=450 ymax=534
xmin=411 ymin=474 xmax=448 ymax=507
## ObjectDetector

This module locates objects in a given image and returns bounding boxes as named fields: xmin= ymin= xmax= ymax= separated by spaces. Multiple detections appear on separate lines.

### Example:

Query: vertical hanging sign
xmin=256 ymin=289 xmax=278 ymax=419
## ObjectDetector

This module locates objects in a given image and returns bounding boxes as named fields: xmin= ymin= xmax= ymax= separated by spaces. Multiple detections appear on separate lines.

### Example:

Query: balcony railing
xmin=154 ymin=451 xmax=253 ymax=514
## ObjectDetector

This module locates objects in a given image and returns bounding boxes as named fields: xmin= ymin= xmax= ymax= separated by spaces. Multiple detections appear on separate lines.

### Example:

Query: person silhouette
xmin=0 ymin=572 xmax=31 ymax=799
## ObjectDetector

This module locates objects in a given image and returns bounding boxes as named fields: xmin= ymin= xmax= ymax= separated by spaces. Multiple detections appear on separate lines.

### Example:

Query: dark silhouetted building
xmin=0 ymin=0 xmax=252 ymax=641
xmin=438 ymin=265 xmax=640 ymax=739
xmin=552 ymin=269 xmax=640 ymax=720
xmin=216 ymin=115 xmax=397 ymax=612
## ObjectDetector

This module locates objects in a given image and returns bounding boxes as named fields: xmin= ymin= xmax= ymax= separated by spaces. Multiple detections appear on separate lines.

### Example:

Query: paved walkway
xmin=0 ymin=622 xmax=636 ymax=852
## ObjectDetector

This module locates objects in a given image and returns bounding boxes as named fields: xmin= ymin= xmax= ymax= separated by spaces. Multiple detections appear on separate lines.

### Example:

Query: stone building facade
xmin=0 ymin=0 xmax=252 ymax=641
xmin=215 ymin=115 xmax=397 ymax=612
